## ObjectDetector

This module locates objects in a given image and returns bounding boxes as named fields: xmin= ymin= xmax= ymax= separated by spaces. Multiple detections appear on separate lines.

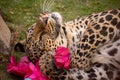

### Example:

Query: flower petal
xmin=54 ymin=47 xmax=71 ymax=69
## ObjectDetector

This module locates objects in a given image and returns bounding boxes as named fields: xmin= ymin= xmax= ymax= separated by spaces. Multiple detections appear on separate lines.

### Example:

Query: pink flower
xmin=25 ymin=61 xmax=49 ymax=80
xmin=6 ymin=56 xmax=49 ymax=80
xmin=6 ymin=56 xmax=32 ymax=77
xmin=54 ymin=47 xmax=71 ymax=69
xmin=6 ymin=46 xmax=71 ymax=80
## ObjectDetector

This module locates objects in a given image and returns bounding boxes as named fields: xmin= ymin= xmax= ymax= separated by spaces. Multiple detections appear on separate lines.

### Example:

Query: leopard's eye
xmin=28 ymin=29 xmax=33 ymax=33
xmin=27 ymin=28 xmax=33 ymax=33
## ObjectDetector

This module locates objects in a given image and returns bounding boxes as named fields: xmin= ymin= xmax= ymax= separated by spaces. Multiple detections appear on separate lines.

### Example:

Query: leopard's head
xmin=15 ymin=12 xmax=63 ymax=63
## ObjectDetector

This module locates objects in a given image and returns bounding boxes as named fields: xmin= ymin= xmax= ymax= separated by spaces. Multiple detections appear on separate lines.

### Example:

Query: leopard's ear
xmin=33 ymin=12 xmax=52 ymax=34
xmin=32 ymin=16 xmax=47 ymax=40
xmin=34 ymin=17 xmax=45 ymax=34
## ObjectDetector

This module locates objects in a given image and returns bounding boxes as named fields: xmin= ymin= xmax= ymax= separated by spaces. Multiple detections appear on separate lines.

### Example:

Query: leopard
xmin=15 ymin=9 xmax=120 ymax=79
xmin=25 ymin=9 xmax=120 ymax=68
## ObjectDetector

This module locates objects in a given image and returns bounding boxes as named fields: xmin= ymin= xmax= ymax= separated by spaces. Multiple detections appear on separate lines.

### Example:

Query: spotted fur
xmin=39 ymin=39 xmax=120 ymax=80
xmin=17 ymin=9 xmax=120 ymax=79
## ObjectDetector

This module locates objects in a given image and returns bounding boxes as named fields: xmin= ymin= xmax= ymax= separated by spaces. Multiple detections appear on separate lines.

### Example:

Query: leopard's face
xmin=25 ymin=12 xmax=62 ymax=63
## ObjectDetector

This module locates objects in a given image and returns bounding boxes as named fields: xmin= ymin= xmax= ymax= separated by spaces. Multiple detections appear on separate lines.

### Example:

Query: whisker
xmin=43 ymin=0 xmax=47 ymax=12
xmin=45 ymin=0 xmax=53 ymax=12
xmin=44 ymin=0 xmax=50 ymax=12
xmin=43 ymin=0 xmax=55 ymax=12
xmin=47 ymin=0 xmax=55 ymax=12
